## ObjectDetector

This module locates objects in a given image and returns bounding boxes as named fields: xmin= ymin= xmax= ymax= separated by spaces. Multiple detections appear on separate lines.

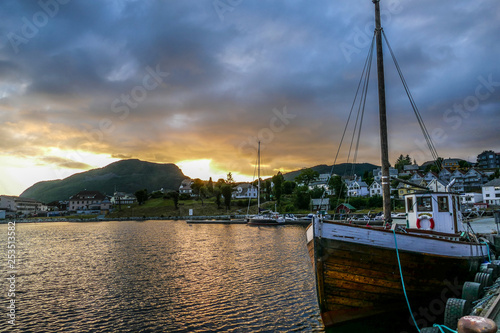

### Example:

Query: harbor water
xmin=2 ymin=218 xmax=496 ymax=332
xmin=0 ymin=220 xmax=323 ymax=332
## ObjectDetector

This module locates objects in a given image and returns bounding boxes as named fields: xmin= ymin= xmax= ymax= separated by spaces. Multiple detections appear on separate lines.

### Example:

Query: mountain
xmin=20 ymin=159 xmax=188 ymax=203
xmin=282 ymin=163 xmax=379 ymax=181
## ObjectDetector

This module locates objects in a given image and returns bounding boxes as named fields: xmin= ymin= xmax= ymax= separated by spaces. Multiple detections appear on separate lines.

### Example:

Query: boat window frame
xmin=437 ymin=196 xmax=449 ymax=212
xmin=416 ymin=196 xmax=432 ymax=212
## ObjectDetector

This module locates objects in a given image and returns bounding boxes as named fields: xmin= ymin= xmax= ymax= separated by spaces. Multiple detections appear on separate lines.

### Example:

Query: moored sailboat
xmin=306 ymin=0 xmax=491 ymax=328
xmin=247 ymin=141 xmax=285 ymax=225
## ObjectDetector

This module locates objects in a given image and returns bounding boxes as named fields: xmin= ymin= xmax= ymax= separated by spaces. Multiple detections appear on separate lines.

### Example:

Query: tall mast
xmin=257 ymin=141 xmax=261 ymax=211
xmin=373 ymin=0 xmax=392 ymax=222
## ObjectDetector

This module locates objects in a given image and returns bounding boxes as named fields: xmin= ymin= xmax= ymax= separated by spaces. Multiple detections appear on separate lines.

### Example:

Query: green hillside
xmin=20 ymin=159 xmax=187 ymax=203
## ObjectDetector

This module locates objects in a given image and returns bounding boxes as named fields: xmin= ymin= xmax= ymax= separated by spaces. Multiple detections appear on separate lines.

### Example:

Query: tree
xmin=165 ymin=191 xmax=180 ymax=209
xmin=221 ymin=184 xmax=232 ymax=211
xmin=272 ymin=172 xmax=284 ymax=205
xmin=395 ymin=154 xmax=412 ymax=172
xmin=226 ymin=172 xmax=235 ymax=184
xmin=294 ymin=168 xmax=319 ymax=187
xmin=488 ymin=168 xmax=500 ymax=181
xmin=309 ymin=186 xmax=325 ymax=199
xmin=362 ymin=170 xmax=374 ymax=186
xmin=213 ymin=187 xmax=222 ymax=209
xmin=283 ymin=180 xmax=296 ymax=195
xmin=135 ymin=189 xmax=148 ymax=205
xmin=207 ymin=177 xmax=214 ymax=194
xmin=458 ymin=160 xmax=470 ymax=169
xmin=328 ymin=175 xmax=346 ymax=198
xmin=191 ymin=178 xmax=206 ymax=205
xmin=293 ymin=185 xmax=310 ymax=210
xmin=264 ymin=179 xmax=272 ymax=201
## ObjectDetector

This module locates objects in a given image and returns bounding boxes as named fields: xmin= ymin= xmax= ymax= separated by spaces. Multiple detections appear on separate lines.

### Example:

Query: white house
xmin=460 ymin=192 xmax=483 ymax=206
xmin=68 ymin=190 xmax=109 ymax=213
xmin=482 ymin=178 xmax=500 ymax=206
xmin=0 ymin=195 xmax=44 ymax=216
xmin=111 ymin=192 xmax=137 ymax=205
xmin=426 ymin=178 xmax=448 ymax=193
xmin=179 ymin=179 xmax=194 ymax=196
xmin=347 ymin=179 xmax=369 ymax=197
xmin=233 ymin=183 xmax=258 ymax=199
xmin=369 ymin=181 xmax=382 ymax=197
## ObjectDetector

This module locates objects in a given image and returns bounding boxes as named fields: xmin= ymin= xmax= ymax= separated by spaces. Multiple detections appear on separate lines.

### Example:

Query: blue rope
xmin=480 ymin=240 xmax=491 ymax=262
xmin=432 ymin=324 xmax=457 ymax=333
xmin=392 ymin=230 xmax=420 ymax=332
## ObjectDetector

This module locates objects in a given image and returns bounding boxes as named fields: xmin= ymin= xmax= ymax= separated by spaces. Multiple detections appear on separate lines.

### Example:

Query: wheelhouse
xmin=404 ymin=192 xmax=463 ymax=234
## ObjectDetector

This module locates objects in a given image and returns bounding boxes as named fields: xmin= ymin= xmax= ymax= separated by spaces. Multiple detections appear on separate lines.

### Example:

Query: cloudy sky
xmin=0 ymin=0 xmax=499 ymax=195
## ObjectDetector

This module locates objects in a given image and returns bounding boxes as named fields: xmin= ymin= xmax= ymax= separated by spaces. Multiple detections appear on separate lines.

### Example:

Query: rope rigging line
xmin=321 ymin=32 xmax=376 ymax=212
xmin=381 ymin=29 xmax=441 ymax=169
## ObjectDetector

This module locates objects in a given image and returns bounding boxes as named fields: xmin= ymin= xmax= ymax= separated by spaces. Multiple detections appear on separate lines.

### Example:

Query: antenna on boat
xmin=373 ymin=0 xmax=392 ymax=222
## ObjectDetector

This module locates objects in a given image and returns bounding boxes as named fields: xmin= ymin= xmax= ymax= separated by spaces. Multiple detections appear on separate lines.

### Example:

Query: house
xmin=335 ymin=203 xmax=356 ymax=214
xmin=369 ymin=181 xmax=382 ymax=197
xmin=460 ymin=192 xmax=483 ymax=206
xmin=449 ymin=170 xmax=466 ymax=193
xmin=424 ymin=171 xmax=439 ymax=183
xmin=373 ymin=167 xmax=398 ymax=182
xmin=426 ymin=178 xmax=448 ymax=193
xmin=482 ymin=178 xmax=500 ymax=206
xmin=439 ymin=168 xmax=453 ymax=183
xmin=311 ymin=198 xmax=330 ymax=211
xmin=111 ymin=192 xmax=137 ymax=206
xmin=232 ymin=183 xmax=258 ymax=199
xmin=318 ymin=173 xmax=331 ymax=183
xmin=0 ymin=195 xmax=44 ymax=216
xmin=179 ymin=179 xmax=194 ymax=196
xmin=442 ymin=158 xmax=465 ymax=170
xmin=347 ymin=179 xmax=369 ymax=197
xmin=410 ymin=172 xmax=425 ymax=183
xmin=477 ymin=150 xmax=500 ymax=169
xmin=68 ymin=190 xmax=108 ymax=213
xmin=463 ymin=168 xmax=487 ymax=192
xmin=396 ymin=183 xmax=422 ymax=198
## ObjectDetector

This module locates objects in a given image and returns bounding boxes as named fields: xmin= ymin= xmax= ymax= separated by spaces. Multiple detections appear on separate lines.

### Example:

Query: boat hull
xmin=247 ymin=218 xmax=283 ymax=226
xmin=306 ymin=220 xmax=488 ymax=328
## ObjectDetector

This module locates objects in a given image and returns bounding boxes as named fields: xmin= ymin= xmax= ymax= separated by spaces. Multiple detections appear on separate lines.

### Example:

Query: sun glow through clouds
xmin=176 ymin=159 xmax=254 ymax=182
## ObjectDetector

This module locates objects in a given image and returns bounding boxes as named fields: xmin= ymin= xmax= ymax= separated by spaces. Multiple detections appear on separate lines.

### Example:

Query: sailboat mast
xmin=257 ymin=141 xmax=261 ymax=211
xmin=373 ymin=0 xmax=392 ymax=221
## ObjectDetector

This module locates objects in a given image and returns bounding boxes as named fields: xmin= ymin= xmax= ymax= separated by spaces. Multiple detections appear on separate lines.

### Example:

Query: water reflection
xmin=0 ymin=221 xmax=323 ymax=332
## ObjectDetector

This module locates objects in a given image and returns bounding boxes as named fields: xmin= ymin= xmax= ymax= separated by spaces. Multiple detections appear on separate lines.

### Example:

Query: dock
xmin=187 ymin=219 xmax=247 ymax=224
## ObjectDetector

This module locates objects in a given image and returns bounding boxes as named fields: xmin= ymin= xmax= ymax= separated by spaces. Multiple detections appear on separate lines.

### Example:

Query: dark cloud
xmin=0 ymin=0 xmax=499 ymax=193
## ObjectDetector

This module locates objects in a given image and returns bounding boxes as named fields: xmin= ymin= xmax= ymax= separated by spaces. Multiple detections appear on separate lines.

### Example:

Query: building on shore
xmin=0 ymin=195 xmax=45 ymax=217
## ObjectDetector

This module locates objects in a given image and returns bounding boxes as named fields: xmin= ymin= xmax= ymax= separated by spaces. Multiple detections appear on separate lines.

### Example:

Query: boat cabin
xmin=404 ymin=192 xmax=463 ymax=234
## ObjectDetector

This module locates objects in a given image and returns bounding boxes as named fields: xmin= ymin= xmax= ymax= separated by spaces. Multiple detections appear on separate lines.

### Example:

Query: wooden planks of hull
xmin=307 ymin=235 xmax=483 ymax=327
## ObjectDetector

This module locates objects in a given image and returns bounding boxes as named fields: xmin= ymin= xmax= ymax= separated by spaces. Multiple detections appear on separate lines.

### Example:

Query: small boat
xmin=306 ymin=1 xmax=491 ymax=329
xmin=247 ymin=142 xmax=285 ymax=226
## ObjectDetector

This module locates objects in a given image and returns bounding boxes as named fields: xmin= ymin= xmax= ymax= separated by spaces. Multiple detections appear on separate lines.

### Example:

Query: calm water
xmin=0 ymin=221 xmax=324 ymax=332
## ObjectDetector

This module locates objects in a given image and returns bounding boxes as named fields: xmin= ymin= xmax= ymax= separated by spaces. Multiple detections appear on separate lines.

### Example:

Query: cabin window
xmin=407 ymin=197 xmax=414 ymax=212
xmin=437 ymin=196 xmax=449 ymax=212
xmin=416 ymin=197 xmax=432 ymax=212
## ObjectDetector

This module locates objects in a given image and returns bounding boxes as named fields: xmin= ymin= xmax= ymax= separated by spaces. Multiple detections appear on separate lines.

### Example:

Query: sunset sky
xmin=0 ymin=0 xmax=499 ymax=196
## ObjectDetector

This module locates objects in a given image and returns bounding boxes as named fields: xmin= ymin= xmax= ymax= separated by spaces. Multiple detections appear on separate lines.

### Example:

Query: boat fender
xmin=416 ymin=216 xmax=435 ymax=230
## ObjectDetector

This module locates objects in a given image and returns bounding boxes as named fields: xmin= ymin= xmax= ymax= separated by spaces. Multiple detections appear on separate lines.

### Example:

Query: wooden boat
xmin=306 ymin=1 xmax=491 ymax=328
